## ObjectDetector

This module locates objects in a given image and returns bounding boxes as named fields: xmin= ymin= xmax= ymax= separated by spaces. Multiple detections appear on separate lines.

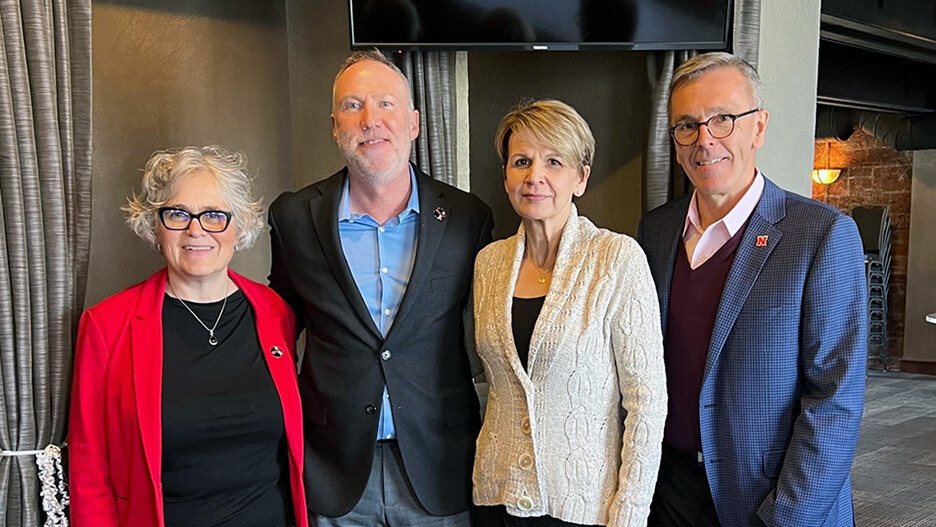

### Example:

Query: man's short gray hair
xmin=123 ymin=145 xmax=264 ymax=251
xmin=334 ymin=50 xmax=414 ymax=110
xmin=669 ymin=52 xmax=765 ymax=112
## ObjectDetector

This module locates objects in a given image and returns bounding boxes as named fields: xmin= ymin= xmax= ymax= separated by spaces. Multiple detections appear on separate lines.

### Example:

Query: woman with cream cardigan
xmin=472 ymin=100 xmax=667 ymax=527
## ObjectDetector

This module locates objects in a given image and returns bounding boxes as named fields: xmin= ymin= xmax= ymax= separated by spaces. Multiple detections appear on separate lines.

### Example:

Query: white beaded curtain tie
xmin=0 ymin=443 xmax=70 ymax=527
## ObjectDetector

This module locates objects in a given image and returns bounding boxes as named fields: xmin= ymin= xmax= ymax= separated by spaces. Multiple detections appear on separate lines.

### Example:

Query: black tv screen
xmin=350 ymin=0 xmax=733 ymax=51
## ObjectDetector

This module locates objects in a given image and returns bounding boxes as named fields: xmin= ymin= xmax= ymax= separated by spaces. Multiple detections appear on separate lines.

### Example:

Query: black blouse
xmin=161 ymin=290 xmax=292 ymax=527
xmin=511 ymin=296 xmax=546 ymax=372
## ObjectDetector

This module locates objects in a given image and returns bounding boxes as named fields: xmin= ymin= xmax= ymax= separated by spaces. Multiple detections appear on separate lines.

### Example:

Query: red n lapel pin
xmin=755 ymin=235 xmax=769 ymax=247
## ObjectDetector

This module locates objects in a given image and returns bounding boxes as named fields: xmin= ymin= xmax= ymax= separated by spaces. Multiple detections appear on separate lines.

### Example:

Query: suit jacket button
xmin=365 ymin=404 xmax=377 ymax=415
xmin=381 ymin=349 xmax=392 ymax=361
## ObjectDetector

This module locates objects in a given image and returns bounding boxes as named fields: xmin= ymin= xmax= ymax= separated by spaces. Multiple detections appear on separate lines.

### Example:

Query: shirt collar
xmin=338 ymin=165 xmax=421 ymax=222
xmin=684 ymin=170 xmax=765 ymax=237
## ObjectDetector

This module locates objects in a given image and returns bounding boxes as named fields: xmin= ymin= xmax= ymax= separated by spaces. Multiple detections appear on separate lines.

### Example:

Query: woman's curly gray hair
xmin=123 ymin=145 xmax=264 ymax=251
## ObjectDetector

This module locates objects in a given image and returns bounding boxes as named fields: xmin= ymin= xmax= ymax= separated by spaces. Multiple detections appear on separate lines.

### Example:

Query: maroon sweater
xmin=663 ymin=223 xmax=747 ymax=452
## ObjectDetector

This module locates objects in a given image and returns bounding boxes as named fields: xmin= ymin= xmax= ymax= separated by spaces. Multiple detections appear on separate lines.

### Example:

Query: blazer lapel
xmin=307 ymin=170 xmax=382 ymax=340
xmin=388 ymin=171 xmax=447 ymax=334
xmin=131 ymin=270 xmax=167 ymax=494
xmin=232 ymin=272 xmax=304 ymax=474
xmin=704 ymin=179 xmax=786 ymax=381
xmin=656 ymin=198 xmax=692 ymax=337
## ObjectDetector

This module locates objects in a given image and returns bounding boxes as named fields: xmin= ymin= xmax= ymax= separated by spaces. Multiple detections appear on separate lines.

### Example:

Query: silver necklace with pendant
xmin=167 ymin=280 xmax=229 ymax=346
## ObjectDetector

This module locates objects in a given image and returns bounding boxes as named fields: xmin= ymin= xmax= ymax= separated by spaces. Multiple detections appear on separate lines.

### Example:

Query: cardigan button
xmin=270 ymin=346 xmax=284 ymax=358
xmin=517 ymin=495 xmax=534 ymax=511
xmin=521 ymin=416 xmax=531 ymax=435
xmin=518 ymin=453 xmax=533 ymax=470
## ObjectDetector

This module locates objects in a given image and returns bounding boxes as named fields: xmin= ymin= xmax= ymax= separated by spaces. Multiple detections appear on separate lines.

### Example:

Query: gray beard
xmin=343 ymin=151 xmax=411 ymax=186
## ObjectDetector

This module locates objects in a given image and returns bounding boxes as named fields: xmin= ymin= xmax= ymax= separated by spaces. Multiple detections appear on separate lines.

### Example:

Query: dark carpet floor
xmin=853 ymin=372 xmax=936 ymax=526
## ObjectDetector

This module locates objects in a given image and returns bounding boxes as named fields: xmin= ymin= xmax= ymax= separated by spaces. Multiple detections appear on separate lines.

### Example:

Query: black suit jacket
xmin=268 ymin=166 xmax=494 ymax=517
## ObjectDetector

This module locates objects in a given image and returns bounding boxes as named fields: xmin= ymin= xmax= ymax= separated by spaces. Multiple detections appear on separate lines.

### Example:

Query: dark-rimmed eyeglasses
xmin=158 ymin=207 xmax=233 ymax=233
xmin=669 ymin=108 xmax=761 ymax=146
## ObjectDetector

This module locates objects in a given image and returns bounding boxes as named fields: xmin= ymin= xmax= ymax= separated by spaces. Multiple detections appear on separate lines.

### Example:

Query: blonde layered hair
xmin=494 ymin=99 xmax=595 ymax=175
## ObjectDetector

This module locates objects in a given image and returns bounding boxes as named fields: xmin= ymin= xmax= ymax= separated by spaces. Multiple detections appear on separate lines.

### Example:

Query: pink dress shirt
xmin=683 ymin=172 xmax=765 ymax=269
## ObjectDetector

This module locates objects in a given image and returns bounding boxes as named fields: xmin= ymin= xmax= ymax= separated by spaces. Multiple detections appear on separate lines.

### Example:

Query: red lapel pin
xmin=755 ymin=235 xmax=768 ymax=247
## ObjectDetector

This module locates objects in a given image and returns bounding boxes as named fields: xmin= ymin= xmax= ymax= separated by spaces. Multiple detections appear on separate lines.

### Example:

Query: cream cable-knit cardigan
xmin=472 ymin=206 xmax=667 ymax=527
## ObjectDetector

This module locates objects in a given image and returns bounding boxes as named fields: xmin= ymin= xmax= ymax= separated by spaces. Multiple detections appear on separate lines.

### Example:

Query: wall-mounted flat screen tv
xmin=350 ymin=0 xmax=733 ymax=51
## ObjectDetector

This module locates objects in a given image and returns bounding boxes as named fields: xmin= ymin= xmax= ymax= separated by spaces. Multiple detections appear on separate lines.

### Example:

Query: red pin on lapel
xmin=755 ymin=235 xmax=768 ymax=247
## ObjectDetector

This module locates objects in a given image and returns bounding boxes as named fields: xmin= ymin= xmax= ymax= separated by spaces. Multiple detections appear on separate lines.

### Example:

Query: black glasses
xmin=158 ymin=207 xmax=233 ymax=233
xmin=669 ymin=108 xmax=760 ymax=146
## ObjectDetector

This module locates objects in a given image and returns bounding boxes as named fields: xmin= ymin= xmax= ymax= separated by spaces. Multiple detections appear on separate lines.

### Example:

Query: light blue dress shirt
xmin=338 ymin=168 xmax=419 ymax=441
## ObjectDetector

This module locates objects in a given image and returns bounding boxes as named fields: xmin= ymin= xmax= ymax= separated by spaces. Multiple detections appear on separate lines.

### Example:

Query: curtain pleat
xmin=643 ymin=50 xmax=676 ymax=212
xmin=642 ymin=0 xmax=761 ymax=212
xmin=397 ymin=51 xmax=458 ymax=185
xmin=0 ymin=0 xmax=92 ymax=525
xmin=643 ymin=50 xmax=694 ymax=212
xmin=733 ymin=0 xmax=761 ymax=69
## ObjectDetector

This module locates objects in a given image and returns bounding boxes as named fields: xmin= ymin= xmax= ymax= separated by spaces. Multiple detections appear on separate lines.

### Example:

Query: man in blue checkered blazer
xmin=638 ymin=52 xmax=867 ymax=527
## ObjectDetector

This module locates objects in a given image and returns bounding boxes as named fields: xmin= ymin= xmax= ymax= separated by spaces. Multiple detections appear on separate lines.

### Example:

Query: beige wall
xmin=756 ymin=1 xmax=821 ymax=197
xmin=467 ymin=52 xmax=647 ymax=240
xmin=88 ymin=1 xmax=293 ymax=307
xmin=903 ymin=150 xmax=936 ymax=364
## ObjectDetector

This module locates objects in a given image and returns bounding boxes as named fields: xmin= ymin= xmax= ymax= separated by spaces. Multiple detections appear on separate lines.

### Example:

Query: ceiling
xmin=817 ymin=0 xmax=936 ymax=114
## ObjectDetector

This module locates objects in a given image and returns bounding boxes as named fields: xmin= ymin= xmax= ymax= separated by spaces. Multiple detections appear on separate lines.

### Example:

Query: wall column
xmin=902 ymin=150 xmax=936 ymax=373
xmin=756 ymin=2 xmax=821 ymax=197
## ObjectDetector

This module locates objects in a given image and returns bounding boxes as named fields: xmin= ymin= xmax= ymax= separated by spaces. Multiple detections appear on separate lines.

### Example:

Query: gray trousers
xmin=311 ymin=441 xmax=471 ymax=527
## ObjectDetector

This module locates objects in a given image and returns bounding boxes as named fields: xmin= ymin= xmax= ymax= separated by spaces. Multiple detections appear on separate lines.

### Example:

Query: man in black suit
xmin=268 ymin=51 xmax=493 ymax=526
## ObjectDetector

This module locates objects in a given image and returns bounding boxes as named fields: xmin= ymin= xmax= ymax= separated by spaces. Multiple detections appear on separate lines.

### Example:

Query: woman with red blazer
xmin=69 ymin=146 xmax=308 ymax=527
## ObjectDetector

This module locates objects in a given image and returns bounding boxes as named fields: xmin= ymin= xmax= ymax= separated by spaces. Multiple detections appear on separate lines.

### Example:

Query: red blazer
xmin=69 ymin=269 xmax=308 ymax=527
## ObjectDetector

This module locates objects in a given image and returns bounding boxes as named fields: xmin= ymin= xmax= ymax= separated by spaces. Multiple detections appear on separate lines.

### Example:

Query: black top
xmin=511 ymin=296 xmax=546 ymax=372
xmin=161 ymin=290 xmax=292 ymax=527
xmin=664 ymin=219 xmax=748 ymax=453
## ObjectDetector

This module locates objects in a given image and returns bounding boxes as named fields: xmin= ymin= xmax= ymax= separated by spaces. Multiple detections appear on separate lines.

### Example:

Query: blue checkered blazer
xmin=637 ymin=176 xmax=867 ymax=527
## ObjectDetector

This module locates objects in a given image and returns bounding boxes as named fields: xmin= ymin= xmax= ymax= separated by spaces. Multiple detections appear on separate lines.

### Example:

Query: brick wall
xmin=812 ymin=130 xmax=912 ymax=370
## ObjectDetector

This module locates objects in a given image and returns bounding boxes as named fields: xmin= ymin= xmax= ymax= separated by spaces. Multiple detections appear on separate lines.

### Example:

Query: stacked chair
xmin=850 ymin=206 xmax=892 ymax=371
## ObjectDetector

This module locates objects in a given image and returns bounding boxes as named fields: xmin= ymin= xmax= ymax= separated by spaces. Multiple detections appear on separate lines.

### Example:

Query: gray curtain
xmin=733 ymin=0 xmax=761 ymax=69
xmin=396 ymin=51 xmax=458 ymax=186
xmin=0 ymin=0 xmax=92 ymax=525
xmin=644 ymin=50 xmax=688 ymax=212
xmin=642 ymin=0 xmax=761 ymax=211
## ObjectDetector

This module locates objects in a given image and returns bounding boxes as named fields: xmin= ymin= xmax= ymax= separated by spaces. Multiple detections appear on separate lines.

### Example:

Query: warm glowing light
xmin=813 ymin=141 xmax=842 ymax=186
xmin=811 ymin=169 xmax=841 ymax=185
